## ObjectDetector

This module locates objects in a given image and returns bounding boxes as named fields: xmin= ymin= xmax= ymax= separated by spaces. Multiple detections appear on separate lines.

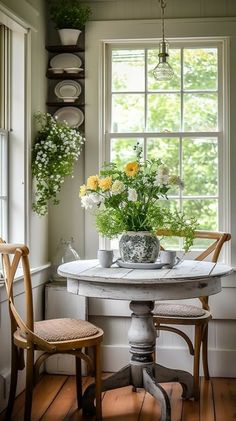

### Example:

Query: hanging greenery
xmin=32 ymin=112 xmax=84 ymax=216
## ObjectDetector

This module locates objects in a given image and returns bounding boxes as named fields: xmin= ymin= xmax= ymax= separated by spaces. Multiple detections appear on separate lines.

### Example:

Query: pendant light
xmin=152 ymin=0 xmax=174 ymax=81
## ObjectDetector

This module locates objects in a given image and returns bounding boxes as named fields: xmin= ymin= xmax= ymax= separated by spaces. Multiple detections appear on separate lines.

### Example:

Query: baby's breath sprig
xmin=32 ymin=112 xmax=84 ymax=216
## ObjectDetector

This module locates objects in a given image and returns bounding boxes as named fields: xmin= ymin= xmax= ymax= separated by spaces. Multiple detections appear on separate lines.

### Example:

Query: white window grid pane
xmin=103 ymin=41 xmax=224 ymax=252
xmin=0 ymin=130 xmax=8 ymax=240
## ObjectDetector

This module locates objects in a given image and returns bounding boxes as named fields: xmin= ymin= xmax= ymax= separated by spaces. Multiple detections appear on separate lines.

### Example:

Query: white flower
xmin=80 ymin=195 xmax=95 ymax=210
xmin=154 ymin=173 xmax=169 ymax=186
xmin=128 ymin=188 xmax=138 ymax=202
xmin=88 ymin=193 xmax=103 ymax=204
xmin=157 ymin=165 xmax=169 ymax=176
xmin=111 ymin=180 xmax=125 ymax=195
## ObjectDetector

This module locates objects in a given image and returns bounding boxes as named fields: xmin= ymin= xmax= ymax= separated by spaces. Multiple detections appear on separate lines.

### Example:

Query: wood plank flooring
xmin=0 ymin=374 xmax=236 ymax=421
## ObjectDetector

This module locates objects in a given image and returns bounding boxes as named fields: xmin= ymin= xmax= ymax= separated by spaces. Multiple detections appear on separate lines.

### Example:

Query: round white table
xmin=58 ymin=259 xmax=232 ymax=421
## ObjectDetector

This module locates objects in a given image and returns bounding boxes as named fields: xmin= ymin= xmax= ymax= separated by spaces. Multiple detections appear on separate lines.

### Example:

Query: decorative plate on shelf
xmin=53 ymin=107 xmax=84 ymax=128
xmin=48 ymin=67 xmax=64 ymax=74
xmin=116 ymin=259 xmax=166 ymax=269
xmin=50 ymin=53 xmax=82 ymax=70
xmin=65 ymin=67 xmax=84 ymax=74
xmin=54 ymin=80 xmax=82 ymax=100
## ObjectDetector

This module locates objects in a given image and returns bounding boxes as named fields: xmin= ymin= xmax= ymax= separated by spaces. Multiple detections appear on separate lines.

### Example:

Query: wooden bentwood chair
xmin=0 ymin=239 xmax=104 ymax=421
xmin=154 ymin=230 xmax=231 ymax=400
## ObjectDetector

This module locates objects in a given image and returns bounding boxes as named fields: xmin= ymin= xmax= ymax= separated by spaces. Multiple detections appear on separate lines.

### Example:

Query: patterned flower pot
xmin=119 ymin=231 xmax=160 ymax=263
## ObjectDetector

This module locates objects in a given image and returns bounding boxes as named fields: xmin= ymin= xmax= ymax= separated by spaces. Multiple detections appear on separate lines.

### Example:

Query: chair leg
xmin=202 ymin=324 xmax=210 ymax=380
xmin=5 ymin=343 xmax=19 ymax=420
xmin=94 ymin=344 xmax=102 ymax=421
xmin=24 ymin=347 xmax=34 ymax=421
xmin=193 ymin=325 xmax=202 ymax=400
xmin=75 ymin=356 xmax=82 ymax=409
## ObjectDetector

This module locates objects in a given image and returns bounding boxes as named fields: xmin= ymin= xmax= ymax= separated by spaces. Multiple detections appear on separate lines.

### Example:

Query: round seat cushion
xmin=154 ymin=303 xmax=206 ymax=318
xmin=33 ymin=318 xmax=99 ymax=342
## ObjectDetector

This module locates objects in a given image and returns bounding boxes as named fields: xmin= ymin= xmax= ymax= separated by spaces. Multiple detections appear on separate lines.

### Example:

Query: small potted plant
xmin=49 ymin=0 xmax=92 ymax=45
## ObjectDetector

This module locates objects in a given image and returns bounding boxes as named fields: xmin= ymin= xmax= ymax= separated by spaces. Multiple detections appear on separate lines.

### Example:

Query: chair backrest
xmin=0 ymin=238 xmax=53 ymax=351
xmin=156 ymin=230 xmax=231 ymax=309
xmin=156 ymin=230 xmax=231 ymax=263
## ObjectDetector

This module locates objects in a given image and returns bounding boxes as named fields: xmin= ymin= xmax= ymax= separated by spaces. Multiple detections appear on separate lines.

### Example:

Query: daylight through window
xmin=105 ymin=43 xmax=222 ymax=250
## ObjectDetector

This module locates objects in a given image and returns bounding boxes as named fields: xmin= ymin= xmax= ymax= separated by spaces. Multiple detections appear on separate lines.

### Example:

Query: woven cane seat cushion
xmin=154 ymin=303 xmax=206 ymax=318
xmin=33 ymin=318 xmax=99 ymax=342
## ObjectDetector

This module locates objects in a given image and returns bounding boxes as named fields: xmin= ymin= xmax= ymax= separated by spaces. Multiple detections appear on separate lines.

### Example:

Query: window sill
xmin=0 ymin=263 xmax=51 ymax=302
xmin=0 ymin=262 xmax=51 ymax=285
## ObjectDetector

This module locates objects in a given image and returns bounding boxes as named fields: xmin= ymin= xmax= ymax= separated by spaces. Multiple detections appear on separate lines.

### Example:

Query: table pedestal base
xmin=83 ymin=301 xmax=194 ymax=420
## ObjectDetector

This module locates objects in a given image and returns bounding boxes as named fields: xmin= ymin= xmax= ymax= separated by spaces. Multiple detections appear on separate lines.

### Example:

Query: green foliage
xmin=32 ymin=112 xmax=84 ymax=216
xmin=50 ymin=0 xmax=92 ymax=30
xmin=146 ymin=203 xmax=197 ymax=253
xmin=80 ymin=144 xmax=197 ymax=251
xmin=95 ymin=208 xmax=126 ymax=238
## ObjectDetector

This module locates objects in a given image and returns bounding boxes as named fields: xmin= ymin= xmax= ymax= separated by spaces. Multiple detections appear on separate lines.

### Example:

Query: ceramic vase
xmin=119 ymin=231 xmax=160 ymax=263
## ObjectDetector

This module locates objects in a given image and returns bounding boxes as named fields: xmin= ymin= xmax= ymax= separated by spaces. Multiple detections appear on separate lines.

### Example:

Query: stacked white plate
xmin=54 ymin=80 xmax=82 ymax=102
xmin=49 ymin=53 xmax=83 ymax=73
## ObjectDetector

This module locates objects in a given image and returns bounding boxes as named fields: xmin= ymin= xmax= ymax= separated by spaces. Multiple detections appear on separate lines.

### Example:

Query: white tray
xmin=116 ymin=259 xmax=166 ymax=269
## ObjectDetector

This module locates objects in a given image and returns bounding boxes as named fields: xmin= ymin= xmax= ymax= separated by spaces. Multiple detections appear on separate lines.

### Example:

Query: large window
xmin=0 ymin=16 xmax=28 ymax=245
xmin=0 ymin=25 xmax=9 ymax=240
xmin=105 ymin=41 xmax=225 ymax=250
xmin=0 ymin=130 xmax=8 ymax=239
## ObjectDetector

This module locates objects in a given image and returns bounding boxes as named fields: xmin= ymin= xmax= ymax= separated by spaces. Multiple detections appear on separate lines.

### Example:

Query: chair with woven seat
xmin=154 ymin=230 xmax=231 ymax=400
xmin=0 ymin=239 xmax=104 ymax=421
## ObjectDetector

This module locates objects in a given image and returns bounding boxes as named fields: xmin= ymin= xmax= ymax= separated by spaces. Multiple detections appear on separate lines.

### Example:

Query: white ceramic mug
xmin=97 ymin=250 xmax=114 ymax=268
xmin=159 ymin=250 xmax=180 ymax=268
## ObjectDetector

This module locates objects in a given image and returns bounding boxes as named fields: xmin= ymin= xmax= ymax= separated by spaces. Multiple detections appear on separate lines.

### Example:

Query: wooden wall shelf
xmin=46 ymin=45 xmax=84 ymax=53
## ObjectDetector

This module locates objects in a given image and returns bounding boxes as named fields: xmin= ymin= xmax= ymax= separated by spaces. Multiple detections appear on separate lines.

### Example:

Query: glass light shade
xmin=152 ymin=40 xmax=174 ymax=81
xmin=152 ymin=60 xmax=175 ymax=81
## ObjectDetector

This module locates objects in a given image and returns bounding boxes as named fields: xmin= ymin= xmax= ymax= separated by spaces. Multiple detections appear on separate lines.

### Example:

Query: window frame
xmin=0 ymin=129 xmax=8 ymax=240
xmin=0 ymin=25 xmax=10 ymax=240
xmin=84 ymin=20 xmax=231 ymax=267
xmin=0 ymin=9 xmax=31 ymax=246
xmin=100 ymin=38 xmax=230 ymax=261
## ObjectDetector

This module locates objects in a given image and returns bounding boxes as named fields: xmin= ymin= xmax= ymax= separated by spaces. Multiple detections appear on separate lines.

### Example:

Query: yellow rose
xmin=98 ymin=176 xmax=112 ymax=191
xmin=124 ymin=161 xmax=139 ymax=177
xmin=87 ymin=175 xmax=99 ymax=191
xmin=79 ymin=184 xmax=87 ymax=197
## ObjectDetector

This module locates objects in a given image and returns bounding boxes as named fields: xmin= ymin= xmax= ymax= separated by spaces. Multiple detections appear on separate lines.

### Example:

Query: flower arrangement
xmin=49 ymin=0 xmax=92 ymax=30
xmin=79 ymin=144 xmax=197 ymax=252
xmin=32 ymin=112 xmax=84 ymax=216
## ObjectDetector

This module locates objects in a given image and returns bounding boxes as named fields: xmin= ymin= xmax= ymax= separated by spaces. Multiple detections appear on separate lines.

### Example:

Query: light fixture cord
xmin=160 ymin=0 xmax=167 ymax=42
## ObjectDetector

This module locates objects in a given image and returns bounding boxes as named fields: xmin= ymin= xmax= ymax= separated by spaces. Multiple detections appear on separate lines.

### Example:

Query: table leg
xmin=153 ymin=363 xmax=194 ymax=399
xmin=143 ymin=367 xmax=171 ymax=421
xmin=82 ymin=300 xmax=194 ymax=418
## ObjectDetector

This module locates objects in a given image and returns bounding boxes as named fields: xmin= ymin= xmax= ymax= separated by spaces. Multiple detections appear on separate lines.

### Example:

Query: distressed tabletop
xmin=58 ymin=259 xmax=232 ymax=301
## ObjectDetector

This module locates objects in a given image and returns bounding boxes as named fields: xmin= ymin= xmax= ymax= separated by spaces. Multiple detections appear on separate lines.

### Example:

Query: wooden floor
xmin=1 ymin=374 xmax=236 ymax=421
